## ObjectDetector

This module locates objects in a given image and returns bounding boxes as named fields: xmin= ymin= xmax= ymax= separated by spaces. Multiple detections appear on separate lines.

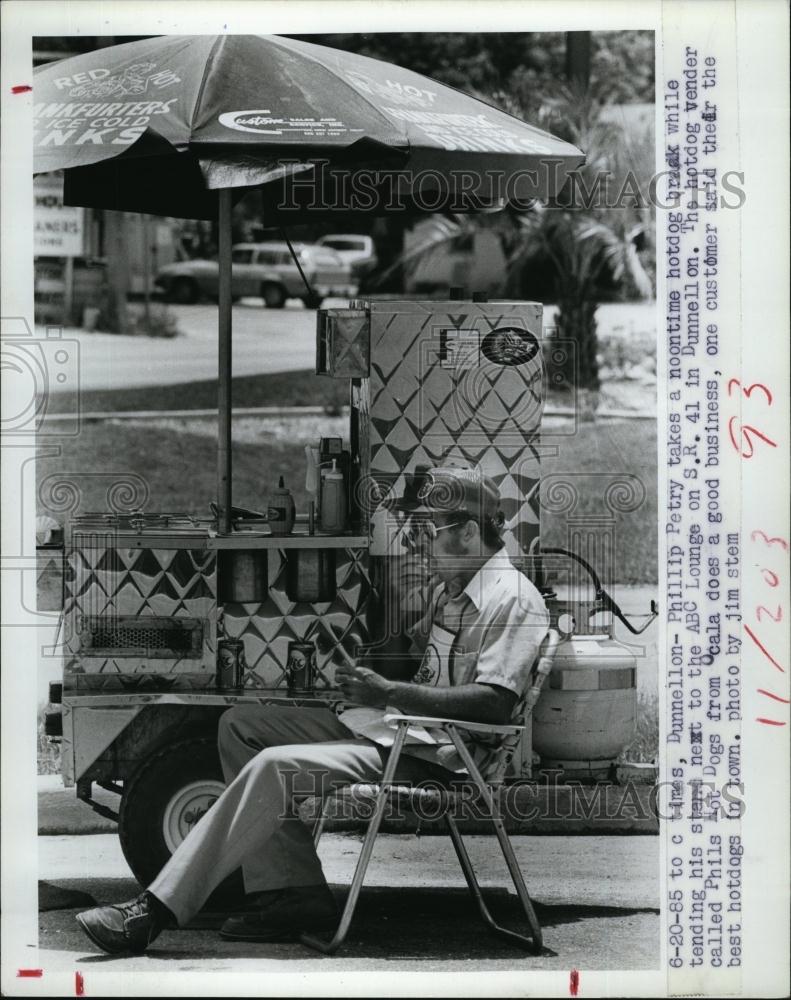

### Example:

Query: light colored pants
xmin=149 ymin=705 xmax=443 ymax=925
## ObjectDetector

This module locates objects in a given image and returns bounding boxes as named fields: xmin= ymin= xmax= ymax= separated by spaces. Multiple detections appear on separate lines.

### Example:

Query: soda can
xmin=286 ymin=641 xmax=316 ymax=694
xmin=216 ymin=638 xmax=245 ymax=690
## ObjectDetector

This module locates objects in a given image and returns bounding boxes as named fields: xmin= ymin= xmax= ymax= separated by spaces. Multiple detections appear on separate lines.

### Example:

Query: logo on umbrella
xmin=218 ymin=110 xmax=281 ymax=135
xmin=218 ymin=110 xmax=355 ymax=137
xmin=344 ymin=71 xmax=438 ymax=109
xmin=66 ymin=63 xmax=181 ymax=98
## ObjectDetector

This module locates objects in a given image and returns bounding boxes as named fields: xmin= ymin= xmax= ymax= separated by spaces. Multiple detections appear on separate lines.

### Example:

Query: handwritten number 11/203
xmin=747 ymin=529 xmax=788 ymax=727
xmin=724 ymin=378 xmax=787 ymax=725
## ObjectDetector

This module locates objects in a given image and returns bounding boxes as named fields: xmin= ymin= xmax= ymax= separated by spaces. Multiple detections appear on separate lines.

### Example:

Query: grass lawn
xmin=37 ymin=382 xmax=656 ymax=584
xmin=43 ymin=369 xmax=350 ymax=414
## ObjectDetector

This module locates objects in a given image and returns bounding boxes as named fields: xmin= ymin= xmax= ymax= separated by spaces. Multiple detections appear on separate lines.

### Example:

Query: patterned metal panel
xmin=223 ymin=547 xmax=373 ymax=689
xmin=63 ymin=543 xmax=218 ymax=691
xmin=64 ymin=540 xmax=372 ymax=693
xmin=360 ymin=301 xmax=543 ymax=557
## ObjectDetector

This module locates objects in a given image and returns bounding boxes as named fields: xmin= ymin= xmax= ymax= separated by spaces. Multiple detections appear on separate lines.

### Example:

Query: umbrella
xmin=33 ymin=34 xmax=585 ymax=529
xmin=34 ymin=34 xmax=583 ymax=218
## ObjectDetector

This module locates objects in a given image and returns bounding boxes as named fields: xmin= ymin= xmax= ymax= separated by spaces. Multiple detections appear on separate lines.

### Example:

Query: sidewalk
xmin=35 ymin=831 xmax=660 ymax=973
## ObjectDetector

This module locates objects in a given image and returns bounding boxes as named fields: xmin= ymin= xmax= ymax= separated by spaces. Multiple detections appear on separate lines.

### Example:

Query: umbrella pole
xmin=218 ymin=188 xmax=233 ymax=535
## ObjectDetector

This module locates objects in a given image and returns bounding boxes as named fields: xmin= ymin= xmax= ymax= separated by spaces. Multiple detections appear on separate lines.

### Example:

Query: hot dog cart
xmin=45 ymin=296 xmax=655 ymax=894
xmin=33 ymin=33 xmax=654 ymax=899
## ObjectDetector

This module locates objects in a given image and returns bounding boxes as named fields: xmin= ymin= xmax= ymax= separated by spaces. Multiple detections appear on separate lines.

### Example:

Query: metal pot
xmin=217 ymin=550 xmax=268 ymax=604
xmin=285 ymin=549 xmax=336 ymax=604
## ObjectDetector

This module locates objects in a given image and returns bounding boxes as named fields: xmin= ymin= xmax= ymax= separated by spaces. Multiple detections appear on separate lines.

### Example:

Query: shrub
xmin=38 ymin=713 xmax=62 ymax=775
xmin=617 ymin=692 xmax=658 ymax=764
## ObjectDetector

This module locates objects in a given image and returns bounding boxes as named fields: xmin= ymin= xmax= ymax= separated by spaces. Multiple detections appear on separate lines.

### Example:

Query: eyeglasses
xmin=430 ymin=521 xmax=462 ymax=535
xmin=401 ymin=515 xmax=466 ymax=550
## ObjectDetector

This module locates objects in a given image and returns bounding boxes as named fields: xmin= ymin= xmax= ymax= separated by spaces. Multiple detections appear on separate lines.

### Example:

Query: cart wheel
xmin=118 ymin=738 xmax=244 ymax=909
xmin=170 ymin=277 xmax=199 ymax=304
xmin=260 ymin=282 xmax=286 ymax=309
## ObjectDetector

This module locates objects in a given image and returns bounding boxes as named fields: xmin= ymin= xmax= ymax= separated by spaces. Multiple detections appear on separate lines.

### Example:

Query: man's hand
xmin=335 ymin=664 xmax=393 ymax=708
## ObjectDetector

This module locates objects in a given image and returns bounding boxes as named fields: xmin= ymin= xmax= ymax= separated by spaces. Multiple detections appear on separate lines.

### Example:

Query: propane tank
xmin=531 ymin=616 xmax=638 ymax=780
xmin=530 ymin=547 xmax=657 ymax=781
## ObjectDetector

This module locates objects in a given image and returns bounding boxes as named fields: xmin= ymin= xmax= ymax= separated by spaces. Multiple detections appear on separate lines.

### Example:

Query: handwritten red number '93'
xmin=727 ymin=379 xmax=777 ymax=458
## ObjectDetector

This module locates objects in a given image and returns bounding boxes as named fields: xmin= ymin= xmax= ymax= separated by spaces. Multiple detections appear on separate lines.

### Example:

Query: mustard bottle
xmin=267 ymin=476 xmax=295 ymax=535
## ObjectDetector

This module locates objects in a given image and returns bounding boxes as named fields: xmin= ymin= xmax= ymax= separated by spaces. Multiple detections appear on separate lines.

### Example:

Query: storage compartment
xmin=285 ymin=548 xmax=336 ymax=603
xmin=217 ymin=550 xmax=268 ymax=603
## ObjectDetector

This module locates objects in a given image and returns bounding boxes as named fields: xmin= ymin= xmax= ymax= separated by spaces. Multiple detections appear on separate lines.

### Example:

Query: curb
xmin=39 ymin=779 xmax=658 ymax=837
xmin=39 ymin=405 xmax=656 ymax=423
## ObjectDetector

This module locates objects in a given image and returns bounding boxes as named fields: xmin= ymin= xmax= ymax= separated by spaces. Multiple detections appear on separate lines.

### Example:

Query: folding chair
xmin=300 ymin=628 xmax=560 ymax=955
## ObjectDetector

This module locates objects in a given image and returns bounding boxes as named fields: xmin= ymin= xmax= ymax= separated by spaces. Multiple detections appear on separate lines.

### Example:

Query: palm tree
xmin=367 ymin=84 xmax=655 ymax=407
xmin=501 ymin=84 xmax=655 ymax=398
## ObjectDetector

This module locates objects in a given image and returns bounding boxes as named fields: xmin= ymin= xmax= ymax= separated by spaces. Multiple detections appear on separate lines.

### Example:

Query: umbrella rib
xmin=263 ymin=34 xmax=411 ymax=155
xmin=191 ymin=35 xmax=226 ymax=135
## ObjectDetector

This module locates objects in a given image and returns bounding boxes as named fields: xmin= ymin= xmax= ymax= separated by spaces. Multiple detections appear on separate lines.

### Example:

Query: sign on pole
xmin=34 ymin=173 xmax=84 ymax=257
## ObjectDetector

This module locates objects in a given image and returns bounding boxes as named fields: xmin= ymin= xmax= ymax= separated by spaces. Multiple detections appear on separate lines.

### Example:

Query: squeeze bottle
xmin=267 ymin=476 xmax=295 ymax=535
xmin=320 ymin=460 xmax=347 ymax=533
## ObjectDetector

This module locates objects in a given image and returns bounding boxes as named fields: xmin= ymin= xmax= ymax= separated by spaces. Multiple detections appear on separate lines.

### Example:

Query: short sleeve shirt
xmin=400 ymin=552 xmax=550 ymax=771
xmin=409 ymin=555 xmax=548 ymax=691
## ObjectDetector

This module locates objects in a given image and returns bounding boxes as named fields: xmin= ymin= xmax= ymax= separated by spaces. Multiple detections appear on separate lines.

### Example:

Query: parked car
xmin=316 ymin=234 xmax=378 ymax=280
xmin=154 ymin=242 xmax=357 ymax=307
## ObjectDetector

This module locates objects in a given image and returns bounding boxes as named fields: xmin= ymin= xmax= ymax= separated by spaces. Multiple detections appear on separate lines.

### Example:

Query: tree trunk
xmin=102 ymin=210 xmax=130 ymax=334
xmin=554 ymin=298 xmax=600 ymax=396
xmin=565 ymin=32 xmax=592 ymax=89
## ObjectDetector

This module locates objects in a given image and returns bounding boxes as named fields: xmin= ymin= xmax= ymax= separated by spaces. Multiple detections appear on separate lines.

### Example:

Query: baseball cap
xmin=413 ymin=465 xmax=502 ymax=522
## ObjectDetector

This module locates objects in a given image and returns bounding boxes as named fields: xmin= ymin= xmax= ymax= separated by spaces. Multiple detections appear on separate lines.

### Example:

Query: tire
xmin=260 ymin=282 xmax=287 ymax=309
xmin=170 ymin=277 xmax=199 ymax=304
xmin=118 ymin=738 xmax=244 ymax=908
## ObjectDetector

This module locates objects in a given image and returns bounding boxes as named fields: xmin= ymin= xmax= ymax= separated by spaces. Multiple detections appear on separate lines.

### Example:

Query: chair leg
xmin=300 ymin=725 xmax=410 ymax=955
xmin=443 ymin=727 xmax=543 ymax=953
xmin=311 ymin=795 xmax=330 ymax=848
xmin=445 ymin=812 xmax=542 ymax=953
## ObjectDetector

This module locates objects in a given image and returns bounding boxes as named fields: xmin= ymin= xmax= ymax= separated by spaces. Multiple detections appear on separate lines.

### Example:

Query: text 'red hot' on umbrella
xmin=33 ymin=33 xmax=585 ymax=529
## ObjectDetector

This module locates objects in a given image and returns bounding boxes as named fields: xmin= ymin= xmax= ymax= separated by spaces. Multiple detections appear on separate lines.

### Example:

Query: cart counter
xmin=63 ymin=514 xmax=373 ymax=697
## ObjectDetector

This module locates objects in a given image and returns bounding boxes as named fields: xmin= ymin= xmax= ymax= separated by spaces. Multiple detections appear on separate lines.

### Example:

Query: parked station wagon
xmin=155 ymin=241 xmax=358 ymax=308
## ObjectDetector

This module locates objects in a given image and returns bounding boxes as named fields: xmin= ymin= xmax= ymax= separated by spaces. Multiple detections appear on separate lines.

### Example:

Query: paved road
xmin=41 ymin=297 xmax=333 ymax=393
xmin=30 ymin=831 xmax=659 ymax=978
xmin=39 ymin=300 xmax=656 ymax=394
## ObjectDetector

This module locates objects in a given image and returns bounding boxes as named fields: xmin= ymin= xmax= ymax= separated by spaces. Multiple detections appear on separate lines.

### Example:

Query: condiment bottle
xmin=320 ymin=459 xmax=347 ymax=534
xmin=267 ymin=476 xmax=295 ymax=535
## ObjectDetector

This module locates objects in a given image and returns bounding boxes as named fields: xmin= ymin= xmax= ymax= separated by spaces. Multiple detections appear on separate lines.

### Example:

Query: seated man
xmin=76 ymin=466 xmax=549 ymax=954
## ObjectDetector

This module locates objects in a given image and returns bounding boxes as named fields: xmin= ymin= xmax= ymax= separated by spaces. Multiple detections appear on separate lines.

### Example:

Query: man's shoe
xmin=76 ymin=891 xmax=165 ymax=954
xmin=219 ymin=885 xmax=338 ymax=942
